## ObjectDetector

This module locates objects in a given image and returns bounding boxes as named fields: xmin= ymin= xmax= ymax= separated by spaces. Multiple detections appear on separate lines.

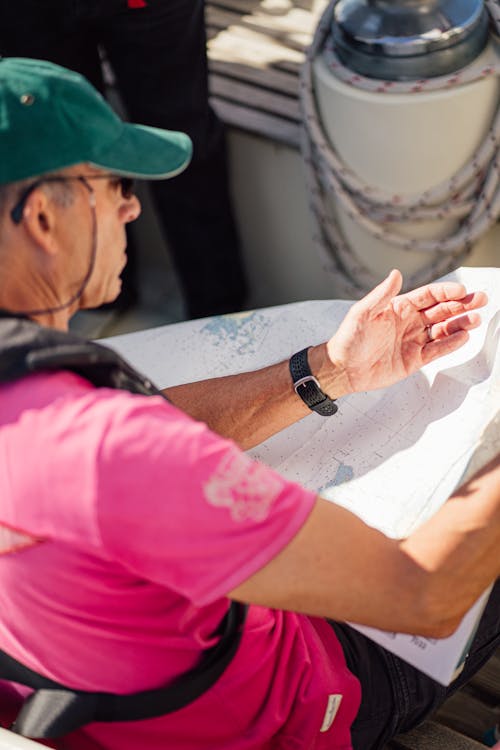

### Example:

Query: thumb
xmin=357 ymin=269 xmax=403 ymax=316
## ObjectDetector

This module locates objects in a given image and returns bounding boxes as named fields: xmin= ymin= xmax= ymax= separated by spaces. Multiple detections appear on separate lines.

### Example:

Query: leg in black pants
xmin=331 ymin=580 xmax=500 ymax=749
xmin=102 ymin=0 xmax=248 ymax=318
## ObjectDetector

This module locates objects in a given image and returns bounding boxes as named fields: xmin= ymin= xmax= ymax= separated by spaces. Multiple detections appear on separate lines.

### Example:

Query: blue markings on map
xmin=319 ymin=462 xmax=354 ymax=494
xmin=334 ymin=463 xmax=354 ymax=485
xmin=201 ymin=312 xmax=266 ymax=355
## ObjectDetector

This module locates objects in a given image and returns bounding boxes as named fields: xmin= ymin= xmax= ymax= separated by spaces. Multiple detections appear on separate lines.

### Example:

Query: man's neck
xmin=0 ymin=301 xmax=70 ymax=331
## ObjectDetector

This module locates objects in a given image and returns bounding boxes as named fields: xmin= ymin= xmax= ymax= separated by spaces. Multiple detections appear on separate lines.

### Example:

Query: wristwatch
xmin=289 ymin=347 xmax=338 ymax=417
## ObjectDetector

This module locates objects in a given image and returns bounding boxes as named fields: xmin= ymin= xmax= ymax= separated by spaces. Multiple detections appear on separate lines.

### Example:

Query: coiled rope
xmin=299 ymin=0 xmax=500 ymax=297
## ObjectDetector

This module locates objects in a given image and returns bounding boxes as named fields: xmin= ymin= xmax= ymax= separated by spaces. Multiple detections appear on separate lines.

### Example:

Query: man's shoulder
xmin=0 ymin=368 xmax=173 ymax=448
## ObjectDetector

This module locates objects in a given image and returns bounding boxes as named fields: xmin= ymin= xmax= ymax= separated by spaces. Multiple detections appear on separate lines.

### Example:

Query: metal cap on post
xmin=332 ymin=0 xmax=490 ymax=80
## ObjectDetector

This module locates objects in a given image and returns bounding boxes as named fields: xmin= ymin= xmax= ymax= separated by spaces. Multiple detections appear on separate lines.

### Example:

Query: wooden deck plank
xmin=435 ymin=690 xmax=499 ymax=742
xmin=210 ymin=97 xmax=301 ymax=147
xmin=389 ymin=648 xmax=500 ymax=749
xmin=207 ymin=24 xmax=306 ymax=66
xmin=206 ymin=0 xmax=324 ymax=144
xmin=209 ymin=0 xmax=323 ymax=16
xmin=208 ymin=21 xmax=308 ymax=56
xmin=387 ymin=721 xmax=487 ymax=750
xmin=469 ymin=650 xmax=500 ymax=699
xmin=209 ymin=58 xmax=299 ymax=97
xmin=210 ymin=75 xmax=300 ymax=120
xmin=206 ymin=5 xmax=319 ymax=41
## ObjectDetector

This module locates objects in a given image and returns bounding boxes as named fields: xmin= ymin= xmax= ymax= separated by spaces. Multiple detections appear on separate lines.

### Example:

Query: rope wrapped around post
xmin=299 ymin=0 xmax=500 ymax=297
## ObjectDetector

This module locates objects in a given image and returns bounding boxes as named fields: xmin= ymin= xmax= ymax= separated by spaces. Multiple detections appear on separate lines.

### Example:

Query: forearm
xmin=401 ymin=456 xmax=500 ymax=634
xmin=228 ymin=495 xmax=427 ymax=633
xmin=162 ymin=274 xmax=489 ymax=447
xmin=229 ymin=457 xmax=500 ymax=637
xmin=163 ymin=343 xmax=349 ymax=449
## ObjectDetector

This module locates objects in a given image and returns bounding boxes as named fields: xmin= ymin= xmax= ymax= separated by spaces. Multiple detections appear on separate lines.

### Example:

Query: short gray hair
xmin=0 ymin=174 xmax=76 ymax=221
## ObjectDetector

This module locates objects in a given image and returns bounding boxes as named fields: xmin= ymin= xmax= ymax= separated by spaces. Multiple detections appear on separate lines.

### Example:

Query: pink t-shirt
xmin=0 ymin=371 xmax=361 ymax=749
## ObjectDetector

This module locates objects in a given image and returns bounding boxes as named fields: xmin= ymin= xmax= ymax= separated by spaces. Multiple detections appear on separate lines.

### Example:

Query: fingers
xmin=405 ymin=279 xmax=488 ymax=314
xmin=362 ymin=274 xmax=487 ymax=323
xmin=405 ymin=281 xmax=469 ymax=309
xmin=426 ymin=312 xmax=482 ymax=342
xmin=356 ymin=269 xmax=403 ymax=315
xmin=421 ymin=291 xmax=488 ymax=326
xmin=422 ymin=329 xmax=470 ymax=364
xmin=423 ymin=310 xmax=483 ymax=362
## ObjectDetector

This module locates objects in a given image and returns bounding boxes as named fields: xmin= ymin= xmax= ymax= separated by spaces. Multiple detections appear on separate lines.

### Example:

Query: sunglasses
xmin=11 ymin=174 xmax=136 ymax=224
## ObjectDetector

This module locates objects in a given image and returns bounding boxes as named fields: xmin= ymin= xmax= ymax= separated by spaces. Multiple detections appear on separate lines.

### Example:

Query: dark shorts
xmin=330 ymin=579 xmax=500 ymax=750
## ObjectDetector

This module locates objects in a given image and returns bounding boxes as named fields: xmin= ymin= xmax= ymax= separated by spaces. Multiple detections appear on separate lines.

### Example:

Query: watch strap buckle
xmin=289 ymin=348 xmax=338 ymax=417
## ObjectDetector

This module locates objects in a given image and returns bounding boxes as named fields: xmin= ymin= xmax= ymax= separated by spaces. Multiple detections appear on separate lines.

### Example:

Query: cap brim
xmin=89 ymin=122 xmax=192 ymax=180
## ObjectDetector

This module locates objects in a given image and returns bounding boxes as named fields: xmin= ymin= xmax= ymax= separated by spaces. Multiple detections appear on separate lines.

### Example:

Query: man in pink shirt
xmin=0 ymin=58 xmax=498 ymax=750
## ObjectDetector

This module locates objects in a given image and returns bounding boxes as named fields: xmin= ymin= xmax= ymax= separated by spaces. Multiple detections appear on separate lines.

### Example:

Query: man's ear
xmin=20 ymin=188 xmax=59 ymax=256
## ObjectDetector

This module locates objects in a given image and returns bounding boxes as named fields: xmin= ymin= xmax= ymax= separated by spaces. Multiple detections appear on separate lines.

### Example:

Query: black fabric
xmin=289 ymin=347 xmax=338 ymax=416
xmin=331 ymin=580 xmax=500 ymax=750
xmin=0 ymin=313 xmax=248 ymax=738
xmin=5 ymin=601 xmax=248 ymax=738
xmin=0 ymin=312 xmax=162 ymax=396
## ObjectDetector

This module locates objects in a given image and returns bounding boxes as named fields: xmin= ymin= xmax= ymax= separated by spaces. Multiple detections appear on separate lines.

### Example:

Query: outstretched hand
xmin=327 ymin=269 xmax=488 ymax=395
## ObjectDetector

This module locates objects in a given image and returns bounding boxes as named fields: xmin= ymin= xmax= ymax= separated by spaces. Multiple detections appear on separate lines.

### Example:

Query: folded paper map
xmin=106 ymin=266 xmax=499 ymax=685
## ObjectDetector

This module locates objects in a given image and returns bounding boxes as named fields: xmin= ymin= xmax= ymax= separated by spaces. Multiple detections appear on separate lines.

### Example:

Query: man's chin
xmin=80 ymin=278 xmax=124 ymax=310
xmin=80 ymin=300 xmax=113 ymax=312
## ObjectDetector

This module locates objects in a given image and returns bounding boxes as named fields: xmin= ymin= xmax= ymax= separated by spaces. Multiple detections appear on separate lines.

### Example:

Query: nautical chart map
xmin=107 ymin=267 xmax=499 ymax=684
xmin=251 ymin=307 xmax=499 ymax=540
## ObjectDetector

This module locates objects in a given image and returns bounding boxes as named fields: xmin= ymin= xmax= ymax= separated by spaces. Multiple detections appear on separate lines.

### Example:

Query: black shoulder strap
xmin=0 ymin=313 xmax=248 ymax=737
xmin=5 ymin=603 xmax=248 ymax=739
xmin=0 ymin=312 xmax=163 ymax=397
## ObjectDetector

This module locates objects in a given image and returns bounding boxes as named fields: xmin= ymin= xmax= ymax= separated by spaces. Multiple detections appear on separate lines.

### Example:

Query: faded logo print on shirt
xmin=204 ymin=451 xmax=284 ymax=522
xmin=0 ymin=524 xmax=40 ymax=555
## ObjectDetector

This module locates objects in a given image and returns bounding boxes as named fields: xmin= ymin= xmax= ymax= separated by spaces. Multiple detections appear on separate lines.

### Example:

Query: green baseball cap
xmin=0 ymin=57 xmax=193 ymax=185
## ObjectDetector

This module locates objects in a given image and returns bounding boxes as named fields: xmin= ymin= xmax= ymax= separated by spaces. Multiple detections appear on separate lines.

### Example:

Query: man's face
xmin=57 ymin=164 xmax=141 ymax=310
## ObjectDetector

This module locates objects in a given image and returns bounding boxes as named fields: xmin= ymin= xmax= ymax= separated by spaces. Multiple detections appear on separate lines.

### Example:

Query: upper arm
xmin=229 ymin=496 xmax=425 ymax=633
xmin=95 ymin=395 xmax=317 ymax=604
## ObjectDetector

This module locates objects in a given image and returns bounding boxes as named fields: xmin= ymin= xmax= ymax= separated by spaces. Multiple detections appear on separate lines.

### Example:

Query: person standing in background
xmin=0 ymin=0 xmax=248 ymax=319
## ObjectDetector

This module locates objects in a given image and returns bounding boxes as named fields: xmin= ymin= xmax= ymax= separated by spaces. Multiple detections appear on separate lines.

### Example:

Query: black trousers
xmin=0 ymin=0 xmax=248 ymax=318
xmin=331 ymin=579 xmax=500 ymax=749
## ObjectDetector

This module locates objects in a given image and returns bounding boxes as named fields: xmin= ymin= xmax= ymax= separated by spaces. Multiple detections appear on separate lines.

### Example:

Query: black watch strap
xmin=289 ymin=348 xmax=338 ymax=417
